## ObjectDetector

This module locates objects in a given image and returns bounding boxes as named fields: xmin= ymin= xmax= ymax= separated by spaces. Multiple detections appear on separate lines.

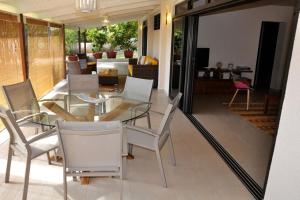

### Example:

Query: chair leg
xmin=147 ymin=112 xmax=151 ymax=129
xmin=47 ymin=152 xmax=52 ymax=165
xmin=168 ymin=134 xmax=176 ymax=166
xmin=155 ymin=149 xmax=167 ymax=188
xmin=246 ymin=89 xmax=250 ymax=110
xmin=229 ymin=89 xmax=239 ymax=107
xmin=5 ymin=146 xmax=13 ymax=183
xmin=63 ymin=171 xmax=68 ymax=200
xmin=22 ymin=156 xmax=31 ymax=200
xmin=128 ymin=144 xmax=133 ymax=155
xmin=34 ymin=127 xmax=39 ymax=135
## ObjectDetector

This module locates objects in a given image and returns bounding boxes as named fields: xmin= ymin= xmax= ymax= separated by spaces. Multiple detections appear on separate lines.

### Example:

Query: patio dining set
xmin=0 ymin=75 xmax=182 ymax=200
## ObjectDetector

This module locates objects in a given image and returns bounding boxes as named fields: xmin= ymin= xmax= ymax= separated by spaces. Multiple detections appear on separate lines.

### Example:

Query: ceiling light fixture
xmin=103 ymin=16 xmax=109 ymax=24
xmin=75 ymin=0 xmax=96 ymax=13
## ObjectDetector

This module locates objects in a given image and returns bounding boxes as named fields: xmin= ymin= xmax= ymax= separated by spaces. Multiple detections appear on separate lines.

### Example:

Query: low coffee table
xmin=98 ymin=68 xmax=119 ymax=85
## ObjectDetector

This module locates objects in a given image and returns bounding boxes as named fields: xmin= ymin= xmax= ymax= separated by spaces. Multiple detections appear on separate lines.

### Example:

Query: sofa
xmin=128 ymin=56 xmax=159 ymax=88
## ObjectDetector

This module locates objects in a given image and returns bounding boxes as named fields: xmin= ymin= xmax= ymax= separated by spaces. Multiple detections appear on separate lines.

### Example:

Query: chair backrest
xmin=79 ymin=59 xmax=87 ymax=69
xmin=66 ymin=61 xmax=81 ymax=75
xmin=123 ymin=76 xmax=153 ymax=102
xmin=0 ymin=106 xmax=28 ymax=148
xmin=2 ymin=79 xmax=40 ymax=120
xmin=170 ymin=92 xmax=182 ymax=111
xmin=56 ymin=121 xmax=123 ymax=171
xmin=157 ymin=93 xmax=182 ymax=149
xmin=68 ymin=74 xmax=99 ymax=94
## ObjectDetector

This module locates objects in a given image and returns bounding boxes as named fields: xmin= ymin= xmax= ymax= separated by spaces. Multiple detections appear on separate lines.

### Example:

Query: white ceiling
xmin=0 ymin=0 xmax=161 ymax=28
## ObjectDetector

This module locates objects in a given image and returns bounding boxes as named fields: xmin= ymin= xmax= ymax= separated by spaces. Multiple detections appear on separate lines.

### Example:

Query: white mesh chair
xmin=2 ymin=79 xmax=65 ymax=132
xmin=67 ymin=74 xmax=99 ymax=113
xmin=66 ymin=61 xmax=81 ymax=75
xmin=56 ymin=121 xmax=127 ymax=200
xmin=0 ymin=106 xmax=59 ymax=200
xmin=122 ymin=76 xmax=153 ymax=128
xmin=125 ymin=93 xmax=182 ymax=187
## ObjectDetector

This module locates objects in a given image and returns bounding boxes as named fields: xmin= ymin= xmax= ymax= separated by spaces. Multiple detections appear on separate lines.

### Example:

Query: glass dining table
xmin=25 ymin=91 xmax=150 ymax=127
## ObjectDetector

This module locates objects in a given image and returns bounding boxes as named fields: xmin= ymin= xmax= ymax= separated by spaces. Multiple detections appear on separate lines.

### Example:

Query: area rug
xmin=226 ymin=103 xmax=279 ymax=136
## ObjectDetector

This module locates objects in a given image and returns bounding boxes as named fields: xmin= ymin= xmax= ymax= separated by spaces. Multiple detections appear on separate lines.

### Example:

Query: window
xmin=154 ymin=14 xmax=160 ymax=30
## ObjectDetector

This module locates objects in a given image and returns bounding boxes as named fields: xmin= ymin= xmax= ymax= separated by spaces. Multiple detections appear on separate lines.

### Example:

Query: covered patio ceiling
xmin=0 ymin=0 xmax=161 ymax=28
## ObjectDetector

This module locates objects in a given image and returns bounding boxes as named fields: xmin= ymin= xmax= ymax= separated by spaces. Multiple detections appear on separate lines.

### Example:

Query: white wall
xmin=264 ymin=14 xmax=300 ymax=200
xmin=197 ymin=5 xmax=294 ymax=88
xmin=152 ymin=30 xmax=160 ymax=59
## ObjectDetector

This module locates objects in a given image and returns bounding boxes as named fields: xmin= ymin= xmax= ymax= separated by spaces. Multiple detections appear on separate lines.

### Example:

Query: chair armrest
xmin=26 ymin=129 xmax=57 ymax=144
xmin=38 ymin=98 xmax=65 ymax=102
xmin=149 ymin=110 xmax=164 ymax=115
xmin=124 ymin=124 xmax=157 ymax=137
xmin=14 ymin=111 xmax=48 ymax=123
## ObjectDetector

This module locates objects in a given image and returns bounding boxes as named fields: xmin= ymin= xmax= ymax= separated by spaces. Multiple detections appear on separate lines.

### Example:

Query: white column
xmin=264 ymin=14 xmax=300 ymax=199
xmin=158 ymin=0 xmax=174 ymax=94
xmin=137 ymin=18 xmax=143 ymax=57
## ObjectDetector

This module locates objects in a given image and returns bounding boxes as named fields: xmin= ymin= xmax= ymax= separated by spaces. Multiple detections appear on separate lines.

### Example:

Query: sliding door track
xmin=186 ymin=114 xmax=264 ymax=200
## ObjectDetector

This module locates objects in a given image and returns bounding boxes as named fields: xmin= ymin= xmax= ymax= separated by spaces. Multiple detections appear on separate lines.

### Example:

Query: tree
xmin=65 ymin=29 xmax=78 ymax=55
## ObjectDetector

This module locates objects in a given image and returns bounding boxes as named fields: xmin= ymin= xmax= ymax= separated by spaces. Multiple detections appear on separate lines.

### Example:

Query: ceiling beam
xmin=50 ymin=1 xmax=159 ymax=21
xmin=64 ymin=7 xmax=155 ymax=25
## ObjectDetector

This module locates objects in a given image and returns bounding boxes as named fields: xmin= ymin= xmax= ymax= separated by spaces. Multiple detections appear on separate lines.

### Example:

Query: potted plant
xmin=67 ymin=50 xmax=78 ymax=61
xmin=111 ymin=21 xmax=138 ymax=58
xmin=122 ymin=38 xmax=137 ymax=58
xmin=86 ymin=28 xmax=107 ymax=59
xmin=103 ymin=43 xmax=117 ymax=59
xmin=65 ymin=29 xmax=78 ymax=61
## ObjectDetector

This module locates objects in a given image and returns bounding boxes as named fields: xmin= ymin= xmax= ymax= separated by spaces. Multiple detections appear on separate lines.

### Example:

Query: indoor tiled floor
xmin=193 ymin=94 xmax=274 ymax=187
xmin=0 ymin=86 xmax=254 ymax=200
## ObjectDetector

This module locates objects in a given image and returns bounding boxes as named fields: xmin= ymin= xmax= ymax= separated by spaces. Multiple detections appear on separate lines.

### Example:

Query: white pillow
xmin=139 ymin=56 xmax=146 ymax=65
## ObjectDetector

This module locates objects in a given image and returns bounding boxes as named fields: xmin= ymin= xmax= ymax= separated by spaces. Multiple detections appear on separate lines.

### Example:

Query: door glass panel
xmin=170 ymin=19 xmax=185 ymax=99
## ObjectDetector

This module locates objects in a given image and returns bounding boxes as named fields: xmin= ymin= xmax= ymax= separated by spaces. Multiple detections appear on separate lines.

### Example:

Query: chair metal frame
xmin=125 ymin=92 xmax=182 ymax=187
xmin=0 ymin=106 xmax=58 ymax=200
xmin=56 ymin=120 xmax=127 ymax=200
xmin=2 ymin=79 xmax=66 ymax=131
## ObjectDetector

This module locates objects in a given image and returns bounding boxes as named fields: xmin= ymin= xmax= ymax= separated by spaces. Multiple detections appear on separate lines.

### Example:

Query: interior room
xmin=191 ymin=3 xmax=294 ymax=187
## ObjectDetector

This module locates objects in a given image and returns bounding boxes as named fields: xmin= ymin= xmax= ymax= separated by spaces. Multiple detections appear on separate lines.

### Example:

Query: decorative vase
xmin=93 ymin=52 xmax=103 ymax=59
xmin=124 ymin=50 xmax=134 ymax=58
xmin=106 ymin=51 xmax=117 ymax=58
xmin=68 ymin=55 xmax=78 ymax=61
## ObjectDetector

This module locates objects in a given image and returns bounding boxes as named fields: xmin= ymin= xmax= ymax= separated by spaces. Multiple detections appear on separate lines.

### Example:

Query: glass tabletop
xmin=24 ymin=92 xmax=150 ymax=127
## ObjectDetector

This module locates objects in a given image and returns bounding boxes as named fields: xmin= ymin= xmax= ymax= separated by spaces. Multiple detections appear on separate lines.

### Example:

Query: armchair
xmin=125 ymin=92 xmax=182 ymax=187
xmin=2 ymin=79 xmax=65 ymax=132
xmin=0 ymin=106 xmax=58 ymax=200
xmin=128 ymin=57 xmax=158 ymax=88
xmin=56 ymin=120 xmax=127 ymax=200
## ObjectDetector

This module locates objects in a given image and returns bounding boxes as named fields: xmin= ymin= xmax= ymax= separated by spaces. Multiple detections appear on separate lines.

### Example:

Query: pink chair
xmin=229 ymin=81 xmax=251 ymax=110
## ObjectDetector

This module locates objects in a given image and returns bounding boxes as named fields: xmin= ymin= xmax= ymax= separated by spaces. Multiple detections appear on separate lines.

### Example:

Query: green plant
xmin=65 ymin=29 xmax=78 ymax=55
xmin=86 ymin=27 xmax=108 ymax=52
xmin=107 ymin=21 xmax=138 ymax=51
xmin=174 ymin=29 xmax=183 ymax=54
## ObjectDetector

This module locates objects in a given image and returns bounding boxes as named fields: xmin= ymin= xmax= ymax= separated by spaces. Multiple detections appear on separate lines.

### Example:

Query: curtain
xmin=0 ymin=18 xmax=24 ymax=128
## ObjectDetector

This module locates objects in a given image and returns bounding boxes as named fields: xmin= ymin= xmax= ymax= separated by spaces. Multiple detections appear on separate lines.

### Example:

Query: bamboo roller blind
xmin=0 ymin=18 xmax=24 ymax=128
xmin=50 ymin=27 xmax=65 ymax=85
xmin=27 ymin=23 xmax=53 ymax=98
xmin=27 ymin=22 xmax=64 ymax=98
